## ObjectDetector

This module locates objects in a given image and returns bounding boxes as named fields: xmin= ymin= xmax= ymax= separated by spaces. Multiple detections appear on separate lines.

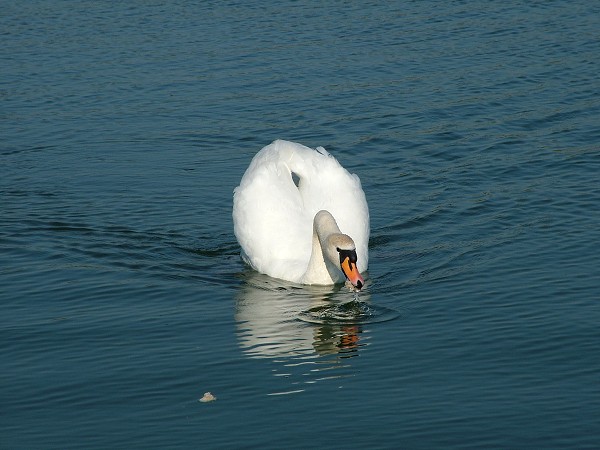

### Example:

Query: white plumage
xmin=233 ymin=140 xmax=369 ymax=287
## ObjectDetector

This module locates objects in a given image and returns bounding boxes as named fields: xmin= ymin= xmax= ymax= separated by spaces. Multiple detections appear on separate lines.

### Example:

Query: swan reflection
xmin=235 ymin=270 xmax=371 ymax=361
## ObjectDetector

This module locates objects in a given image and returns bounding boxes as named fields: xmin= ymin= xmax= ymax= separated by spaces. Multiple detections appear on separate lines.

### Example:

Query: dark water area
xmin=2 ymin=1 xmax=599 ymax=448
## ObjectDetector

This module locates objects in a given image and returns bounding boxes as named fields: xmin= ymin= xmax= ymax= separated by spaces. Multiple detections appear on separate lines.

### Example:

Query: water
xmin=2 ymin=1 xmax=599 ymax=448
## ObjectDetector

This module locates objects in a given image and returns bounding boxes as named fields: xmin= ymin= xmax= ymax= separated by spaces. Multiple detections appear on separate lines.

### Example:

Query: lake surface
xmin=2 ymin=1 xmax=599 ymax=448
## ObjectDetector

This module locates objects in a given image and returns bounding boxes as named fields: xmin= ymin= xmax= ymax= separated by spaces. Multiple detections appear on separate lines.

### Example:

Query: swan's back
xmin=233 ymin=140 xmax=369 ymax=283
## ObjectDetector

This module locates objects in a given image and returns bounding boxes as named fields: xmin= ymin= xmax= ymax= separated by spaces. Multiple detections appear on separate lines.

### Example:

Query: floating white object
xmin=199 ymin=392 xmax=216 ymax=403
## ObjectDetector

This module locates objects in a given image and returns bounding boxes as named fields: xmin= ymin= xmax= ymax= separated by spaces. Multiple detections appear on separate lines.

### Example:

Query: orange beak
xmin=341 ymin=256 xmax=364 ymax=290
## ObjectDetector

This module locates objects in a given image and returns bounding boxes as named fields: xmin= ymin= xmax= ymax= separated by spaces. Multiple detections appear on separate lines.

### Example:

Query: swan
xmin=233 ymin=140 xmax=369 ymax=289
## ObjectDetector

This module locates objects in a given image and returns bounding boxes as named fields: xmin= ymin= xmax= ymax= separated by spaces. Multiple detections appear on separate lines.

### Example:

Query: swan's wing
xmin=286 ymin=143 xmax=370 ymax=272
xmin=233 ymin=141 xmax=312 ymax=281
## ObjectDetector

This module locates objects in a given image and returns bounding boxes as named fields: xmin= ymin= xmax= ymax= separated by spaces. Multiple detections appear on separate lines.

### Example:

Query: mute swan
xmin=233 ymin=140 xmax=369 ymax=289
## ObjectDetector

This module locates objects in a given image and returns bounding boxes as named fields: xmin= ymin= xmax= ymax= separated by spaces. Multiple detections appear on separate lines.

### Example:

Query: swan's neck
xmin=302 ymin=211 xmax=346 ymax=285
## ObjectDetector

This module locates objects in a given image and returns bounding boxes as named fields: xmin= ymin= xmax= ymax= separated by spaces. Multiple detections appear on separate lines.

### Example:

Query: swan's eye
xmin=338 ymin=249 xmax=357 ymax=264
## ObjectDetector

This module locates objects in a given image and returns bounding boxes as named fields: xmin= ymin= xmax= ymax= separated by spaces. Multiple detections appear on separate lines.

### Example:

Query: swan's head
xmin=336 ymin=246 xmax=364 ymax=290
xmin=325 ymin=234 xmax=364 ymax=290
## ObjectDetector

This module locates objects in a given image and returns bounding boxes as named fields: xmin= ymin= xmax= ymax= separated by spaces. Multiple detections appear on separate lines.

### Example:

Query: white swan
xmin=233 ymin=140 xmax=369 ymax=289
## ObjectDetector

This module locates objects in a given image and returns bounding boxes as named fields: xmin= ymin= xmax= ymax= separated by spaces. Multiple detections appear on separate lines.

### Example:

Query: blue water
xmin=2 ymin=1 xmax=600 ymax=448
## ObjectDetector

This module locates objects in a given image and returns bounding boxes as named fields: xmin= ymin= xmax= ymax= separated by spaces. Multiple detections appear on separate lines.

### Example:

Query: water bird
xmin=233 ymin=140 xmax=369 ymax=289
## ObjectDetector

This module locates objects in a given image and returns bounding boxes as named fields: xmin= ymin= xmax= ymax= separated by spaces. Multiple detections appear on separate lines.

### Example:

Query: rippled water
xmin=2 ymin=1 xmax=600 ymax=448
